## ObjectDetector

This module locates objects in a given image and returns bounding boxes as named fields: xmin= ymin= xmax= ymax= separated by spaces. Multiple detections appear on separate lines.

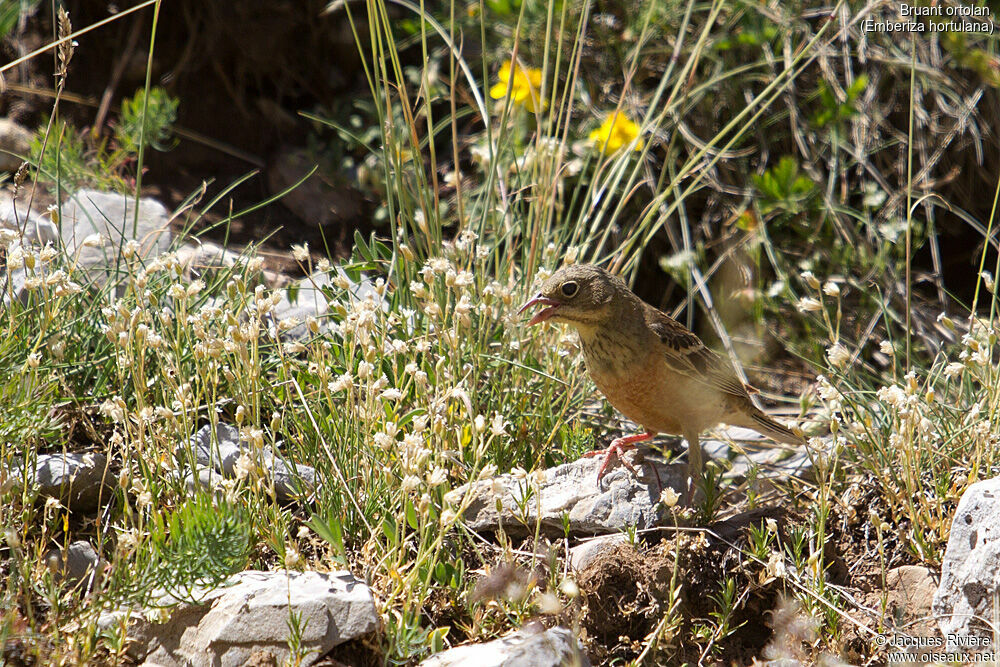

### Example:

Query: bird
xmin=518 ymin=263 xmax=804 ymax=503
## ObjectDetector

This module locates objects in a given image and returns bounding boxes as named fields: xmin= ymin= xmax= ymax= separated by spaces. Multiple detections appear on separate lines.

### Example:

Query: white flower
xmin=661 ymin=487 xmax=679 ymax=508
xmin=796 ymin=297 xmax=823 ymax=313
xmin=944 ymin=362 xmax=965 ymax=379
xmin=291 ymin=243 xmax=309 ymax=262
xmin=826 ymin=343 xmax=851 ymax=369
xmin=401 ymin=475 xmax=422 ymax=493
xmin=427 ymin=467 xmax=448 ymax=487
xmin=559 ymin=579 xmax=580 ymax=598
xmin=490 ymin=413 xmax=508 ymax=437
xmin=374 ymin=432 xmax=394 ymax=450
xmin=823 ymin=281 xmax=840 ymax=297
xmin=765 ymin=552 xmax=786 ymax=579
xmin=284 ymin=545 xmax=303 ymax=569
xmin=100 ymin=396 xmax=127 ymax=423
xmin=876 ymin=385 xmax=906 ymax=408
xmin=330 ymin=373 xmax=352 ymax=392
xmin=879 ymin=340 xmax=893 ymax=355
xmin=81 ymin=233 xmax=104 ymax=248
xmin=380 ymin=388 xmax=403 ymax=402
xmin=234 ymin=452 xmax=254 ymax=481
xmin=357 ymin=361 xmax=374 ymax=380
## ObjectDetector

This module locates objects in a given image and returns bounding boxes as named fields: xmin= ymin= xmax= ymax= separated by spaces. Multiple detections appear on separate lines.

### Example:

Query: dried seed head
xmin=57 ymin=8 xmax=75 ymax=76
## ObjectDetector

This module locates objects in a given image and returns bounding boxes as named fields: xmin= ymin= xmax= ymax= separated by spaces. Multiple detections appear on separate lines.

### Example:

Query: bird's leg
xmin=684 ymin=429 xmax=704 ymax=506
xmin=582 ymin=431 xmax=655 ymax=485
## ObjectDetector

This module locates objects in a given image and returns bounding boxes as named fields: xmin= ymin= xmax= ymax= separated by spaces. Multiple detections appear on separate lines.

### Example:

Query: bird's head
xmin=518 ymin=264 xmax=626 ymax=328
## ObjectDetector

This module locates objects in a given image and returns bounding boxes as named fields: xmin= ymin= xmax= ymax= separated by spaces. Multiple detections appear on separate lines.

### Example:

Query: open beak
xmin=518 ymin=294 xmax=561 ymax=326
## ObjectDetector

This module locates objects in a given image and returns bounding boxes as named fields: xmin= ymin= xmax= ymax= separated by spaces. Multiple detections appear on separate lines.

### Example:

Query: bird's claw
xmin=584 ymin=437 xmax=662 ymax=492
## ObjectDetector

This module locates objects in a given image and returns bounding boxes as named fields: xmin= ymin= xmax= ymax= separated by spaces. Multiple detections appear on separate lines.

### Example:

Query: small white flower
xmin=826 ymin=343 xmax=851 ymax=369
xmin=879 ymin=340 xmax=893 ymax=355
xmin=380 ymin=388 xmax=403 ymax=402
xmin=800 ymin=271 xmax=821 ymax=290
xmin=427 ymin=467 xmax=448 ymax=487
xmin=401 ymin=475 xmax=422 ymax=493
xmin=876 ymin=385 xmax=906 ymax=408
xmin=796 ymin=297 xmax=823 ymax=313
xmin=81 ymin=233 xmax=104 ymax=248
xmin=661 ymin=487 xmax=679 ymax=508
xmin=490 ymin=413 xmax=508 ymax=437
xmin=291 ymin=243 xmax=309 ymax=262
xmin=234 ymin=452 xmax=254 ymax=481
xmin=559 ymin=579 xmax=580 ymax=598
xmin=944 ymin=362 xmax=965 ymax=379
xmin=822 ymin=281 xmax=840 ymax=297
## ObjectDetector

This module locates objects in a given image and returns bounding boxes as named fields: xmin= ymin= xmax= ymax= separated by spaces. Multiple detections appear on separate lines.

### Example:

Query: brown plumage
xmin=519 ymin=263 xmax=803 ymax=501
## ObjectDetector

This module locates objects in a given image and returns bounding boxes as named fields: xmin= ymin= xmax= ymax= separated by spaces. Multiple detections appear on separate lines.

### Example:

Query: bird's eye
xmin=561 ymin=281 xmax=579 ymax=298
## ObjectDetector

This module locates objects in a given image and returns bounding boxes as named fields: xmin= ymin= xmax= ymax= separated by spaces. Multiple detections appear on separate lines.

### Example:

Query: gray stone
xmin=181 ymin=423 xmax=317 ymax=502
xmin=0 ymin=118 xmax=31 ymax=172
xmin=933 ymin=476 xmax=1000 ymax=647
xmin=15 ymin=452 xmax=110 ymax=511
xmin=59 ymin=189 xmax=171 ymax=290
xmin=175 ymin=240 xmax=286 ymax=287
xmin=273 ymin=268 xmax=385 ymax=340
xmin=420 ymin=625 xmax=589 ymax=667
xmin=47 ymin=540 xmax=103 ymax=590
xmin=0 ymin=192 xmax=58 ymax=245
xmin=569 ymin=535 xmax=627 ymax=571
xmin=101 ymin=570 xmax=378 ymax=667
xmin=449 ymin=451 xmax=686 ymax=537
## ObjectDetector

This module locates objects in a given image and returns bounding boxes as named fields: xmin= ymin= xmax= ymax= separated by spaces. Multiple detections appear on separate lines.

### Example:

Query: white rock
xmin=420 ymin=625 xmax=589 ymax=667
xmin=59 ymin=189 xmax=171 ymax=290
xmin=272 ymin=267 xmax=386 ymax=340
xmin=102 ymin=570 xmax=378 ymax=667
xmin=0 ymin=191 xmax=58 ymax=244
xmin=933 ymin=476 xmax=1000 ymax=647
xmin=450 ymin=451 xmax=686 ymax=537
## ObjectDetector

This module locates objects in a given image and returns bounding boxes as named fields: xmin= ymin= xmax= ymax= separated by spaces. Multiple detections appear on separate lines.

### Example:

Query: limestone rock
xmin=59 ymin=189 xmax=171 ymax=290
xmin=933 ymin=476 xmax=1000 ymax=646
xmin=449 ymin=451 xmax=685 ymax=538
xmin=102 ymin=570 xmax=378 ymax=667
xmin=420 ymin=625 xmax=589 ymax=667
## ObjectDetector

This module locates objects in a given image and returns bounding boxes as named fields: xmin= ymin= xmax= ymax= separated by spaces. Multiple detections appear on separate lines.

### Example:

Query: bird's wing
xmin=644 ymin=306 xmax=753 ymax=402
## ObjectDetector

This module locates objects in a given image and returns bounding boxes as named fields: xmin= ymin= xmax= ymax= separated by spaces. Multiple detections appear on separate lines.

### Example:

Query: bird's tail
xmin=735 ymin=408 xmax=805 ymax=446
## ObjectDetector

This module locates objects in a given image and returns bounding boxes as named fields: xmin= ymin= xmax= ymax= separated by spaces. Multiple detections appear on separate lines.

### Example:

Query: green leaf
xmin=308 ymin=514 xmax=345 ymax=555
xmin=382 ymin=515 xmax=398 ymax=547
xmin=405 ymin=500 xmax=419 ymax=531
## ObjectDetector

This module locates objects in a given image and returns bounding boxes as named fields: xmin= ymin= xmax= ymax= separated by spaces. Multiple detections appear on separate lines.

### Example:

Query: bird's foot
xmin=583 ymin=433 xmax=662 ymax=490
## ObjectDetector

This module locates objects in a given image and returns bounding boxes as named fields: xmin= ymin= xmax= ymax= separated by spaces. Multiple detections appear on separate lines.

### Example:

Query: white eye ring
xmin=561 ymin=281 xmax=579 ymax=297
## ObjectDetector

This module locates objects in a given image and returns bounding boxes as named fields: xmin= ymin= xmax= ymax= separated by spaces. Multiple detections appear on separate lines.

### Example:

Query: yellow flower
xmin=490 ymin=60 xmax=544 ymax=111
xmin=589 ymin=112 xmax=644 ymax=155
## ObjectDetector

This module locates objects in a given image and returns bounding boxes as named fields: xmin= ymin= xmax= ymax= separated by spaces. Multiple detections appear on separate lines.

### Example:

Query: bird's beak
xmin=518 ymin=294 xmax=561 ymax=326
